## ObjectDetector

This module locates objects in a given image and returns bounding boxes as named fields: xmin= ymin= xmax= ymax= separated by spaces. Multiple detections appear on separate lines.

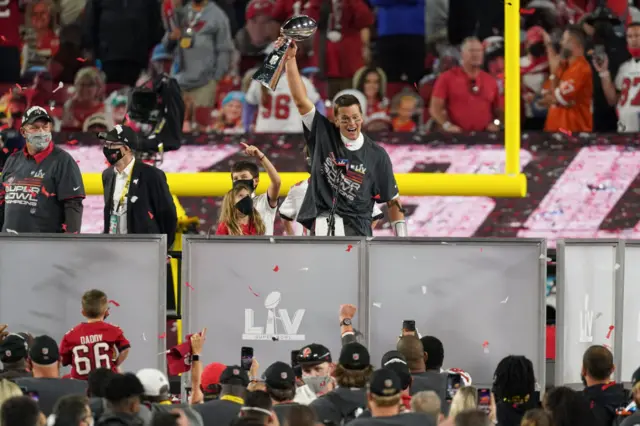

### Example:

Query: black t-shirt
xmin=298 ymin=108 xmax=398 ymax=236
xmin=193 ymin=398 xmax=242 ymax=426
xmin=13 ymin=377 xmax=88 ymax=415
xmin=0 ymin=145 xmax=85 ymax=233
xmin=273 ymin=402 xmax=299 ymax=425
xmin=347 ymin=412 xmax=436 ymax=426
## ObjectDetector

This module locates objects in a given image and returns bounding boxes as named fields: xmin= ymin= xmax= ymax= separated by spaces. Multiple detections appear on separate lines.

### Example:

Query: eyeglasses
xmin=469 ymin=79 xmax=480 ymax=95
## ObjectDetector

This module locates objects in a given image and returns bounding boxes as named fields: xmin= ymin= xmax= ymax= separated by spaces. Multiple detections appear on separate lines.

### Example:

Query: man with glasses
xmin=281 ymin=37 xmax=407 ymax=237
xmin=0 ymin=106 xmax=84 ymax=233
xmin=429 ymin=37 xmax=502 ymax=133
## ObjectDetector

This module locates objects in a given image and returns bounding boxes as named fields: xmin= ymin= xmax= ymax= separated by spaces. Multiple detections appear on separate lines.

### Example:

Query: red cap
xmin=246 ymin=0 xmax=274 ymax=21
xmin=201 ymin=362 xmax=227 ymax=391
xmin=526 ymin=26 xmax=545 ymax=44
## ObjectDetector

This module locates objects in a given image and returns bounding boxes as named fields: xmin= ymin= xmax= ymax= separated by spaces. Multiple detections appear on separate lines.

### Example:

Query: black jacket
xmin=585 ymin=382 xmax=628 ymax=426
xmin=102 ymin=161 xmax=177 ymax=248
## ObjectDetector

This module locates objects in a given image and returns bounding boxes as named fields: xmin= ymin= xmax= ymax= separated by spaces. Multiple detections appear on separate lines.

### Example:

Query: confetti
xmin=421 ymin=286 xmax=427 ymax=295
xmin=300 ymin=267 xmax=309 ymax=271
xmin=520 ymin=8 xmax=535 ymax=14
xmin=346 ymin=244 xmax=353 ymax=252
xmin=248 ymin=286 xmax=260 ymax=297
xmin=441 ymin=242 xmax=448 ymax=245
xmin=76 ymin=57 xmax=86 ymax=62
xmin=482 ymin=341 xmax=489 ymax=353
xmin=68 ymin=139 xmax=79 ymax=145
xmin=500 ymin=296 xmax=509 ymax=304
xmin=480 ymin=248 xmax=483 ymax=252
xmin=606 ymin=325 xmax=614 ymax=339
xmin=413 ymin=82 xmax=419 ymax=91
xmin=603 ymin=343 xmax=612 ymax=351
xmin=148 ymin=211 xmax=154 ymax=219
xmin=52 ymin=82 xmax=64 ymax=93
xmin=614 ymin=263 xmax=620 ymax=270
xmin=273 ymin=265 xmax=280 ymax=272
xmin=559 ymin=128 xmax=572 ymax=136
xmin=373 ymin=302 xmax=382 ymax=308
xmin=108 ymin=300 xmax=120 ymax=307
xmin=41 ymin=187 xmax=55 ymax=197
xmin=142 ymin=333 xmax=147 ymax=341
xmin=158 ymin=333 xmax=166 ymax=339
xmin=269 ymin=237 xmax=275 ymax=243
xmin=62 ymin=224 xmax=67 ymax=232
xmin=185 ymin=282 xmax=195 ymax=290
xmin=0 ymin=36 xmax=5 ymax=42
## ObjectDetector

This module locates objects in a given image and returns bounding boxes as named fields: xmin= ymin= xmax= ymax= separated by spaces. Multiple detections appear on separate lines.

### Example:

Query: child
xmin=215 ymin=183 xmax=266 ymax=235
xmin=59 ymin=289 xmax=130 ymax=380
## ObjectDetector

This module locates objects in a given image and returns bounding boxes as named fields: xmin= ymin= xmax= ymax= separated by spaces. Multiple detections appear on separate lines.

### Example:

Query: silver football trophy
xmin=252 ymin=15 xmax=317 ymax=91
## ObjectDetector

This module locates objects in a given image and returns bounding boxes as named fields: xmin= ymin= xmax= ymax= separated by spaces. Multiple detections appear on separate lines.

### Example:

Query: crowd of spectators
xmin=2 ymin=0 xmax=640 ymax=138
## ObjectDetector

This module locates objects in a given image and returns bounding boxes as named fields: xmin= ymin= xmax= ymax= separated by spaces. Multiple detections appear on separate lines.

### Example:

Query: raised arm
xmin=281 ymin=39 xmax=314 ymax=116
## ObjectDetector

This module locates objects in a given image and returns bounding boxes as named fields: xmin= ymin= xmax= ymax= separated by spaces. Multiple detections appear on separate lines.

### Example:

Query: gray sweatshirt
xmin=164 ymin=1 xmax=234 ymax=90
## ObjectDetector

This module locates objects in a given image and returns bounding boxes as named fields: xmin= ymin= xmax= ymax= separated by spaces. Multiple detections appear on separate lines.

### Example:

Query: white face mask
xmin=26 ymin=131 xmax=52 ymax=151
xmin=303 ymin=376 xmax=332 ymax=395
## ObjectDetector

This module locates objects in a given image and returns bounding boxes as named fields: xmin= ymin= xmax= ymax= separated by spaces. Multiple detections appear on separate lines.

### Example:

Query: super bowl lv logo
xmin=243 ymin=291 xmax=306 ymax=341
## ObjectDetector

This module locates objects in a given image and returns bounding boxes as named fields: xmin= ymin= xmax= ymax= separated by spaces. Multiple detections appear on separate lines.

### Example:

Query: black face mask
xmin=103 ymin=147 xmax=124 ymax=165
xmin=528 ymin=42 xmax=546 ymax=58
xmin=233 ymin=179 xmax=255 ymax=192
xmin=235 ymin=196 xmax=253 ymax=216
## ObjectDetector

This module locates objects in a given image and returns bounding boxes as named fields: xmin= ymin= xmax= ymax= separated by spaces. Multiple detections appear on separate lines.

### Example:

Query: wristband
xmin=259 ymin=155 xmax=265 ymax=161
xmin=191 ymin=354 xmax=200 ymax=362
xmin=599 ymin=71 xmax=611 ymax=79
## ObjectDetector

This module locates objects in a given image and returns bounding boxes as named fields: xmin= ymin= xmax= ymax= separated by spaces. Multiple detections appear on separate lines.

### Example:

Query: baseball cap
xmin=381 ymin=350 xmax=407 ymax=367
xmin=338 ymin=342 xmax=371 ymax=370
xmin=220 ymin=365 xmax=250 ymax=386
xmin=29 ymin=335 xmax=59 ymax=365
xmin=297 ymin=343 xmax=332 ymax=366
xmin=83 ymin=112 xmax=109 ymax=132
xmin=0 ymin=334 xmax=28 ymax=363
xmin=631 ymin=366 xmax=640 ymax=389
xmin=98 ymin=124 xmax=139 ymax=149
xmin=136 ymin=368 xmax=170 ymax=397
xmin=201 ymin=362 xmax=227 ymax=392
xmin=369 ymin=368 xmax=402 ymax=397
xmin=384 ymin=362 xmax=411 ymax=391
xmin=21 ymin=106 xmax=52 ymax=126
xmin=245 ymin=0 xmax=274 ymax=21
xmin=263 ymin=361 xmax=296 ymax=390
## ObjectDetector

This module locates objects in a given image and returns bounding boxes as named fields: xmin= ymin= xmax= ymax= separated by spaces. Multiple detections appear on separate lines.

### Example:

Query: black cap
xmin=384 ymin=363 xmax=411 ymax=391
xmin=338 ymin=342 xmax=371 ymax=370
xmin=21 ymin=106 xmax=52 ymax=126
xmin=220 ymin=365 xmax=250 ymax=386
xmin=263 ymin=361 xmax=296 ymax=390
xmin=0 ymin=334 xmax=28 ymax=363
xmin=98 ymin=124 xmax=139 ymax=149
xmin=632 ymin=366 xmax=640 ymax=388
xmin=369 ymin=368 xmax=402 ymax=397
xmin=29 ymin=335 xmax=59 ymax=365
xmin=298 ymin=343 xmax=332 ymax=366
xmin=381 ymin=350 xmax=407 ymax=368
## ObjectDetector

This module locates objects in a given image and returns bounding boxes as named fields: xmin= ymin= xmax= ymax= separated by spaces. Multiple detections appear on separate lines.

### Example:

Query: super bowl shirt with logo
xmin=0 ymin=145 xmax=85 ymax=233
xmin=297 ymin=107 xmax=398 ymax=237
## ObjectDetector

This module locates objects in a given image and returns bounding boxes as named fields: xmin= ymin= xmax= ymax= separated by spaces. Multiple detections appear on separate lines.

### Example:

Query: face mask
xmin=26 ymin=131 xmax=51 ymax=152
xmin=233 ymin=179 xmax=255 ymax=192
xmin=235 ymin=196 xmax=253 ymax=216
xmin=103 ymin=147 xmax=124 ymax=165
xmin=561 ymin=48 xmax=572 ymax=59
xmin=304 ymin=376 xmax=332 ymax=395
xmin=629 ymin=47 xmax=640 ymax=58
xmin=528 ymin=43 xmax=546 ymax=58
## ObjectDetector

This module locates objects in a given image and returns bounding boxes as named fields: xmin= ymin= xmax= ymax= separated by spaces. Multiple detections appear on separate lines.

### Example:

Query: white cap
xmin=136 ymin=368 xmax=170 ymax=397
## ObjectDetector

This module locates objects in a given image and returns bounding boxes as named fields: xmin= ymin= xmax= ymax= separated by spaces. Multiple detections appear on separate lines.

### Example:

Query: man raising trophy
xmin=256 ymin=17 xmax=407 ymax=237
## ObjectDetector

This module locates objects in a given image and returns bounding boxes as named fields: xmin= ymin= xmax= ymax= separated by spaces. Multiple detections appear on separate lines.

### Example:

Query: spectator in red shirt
xmin=353 ymin=67 xmax=390 ymax=118
xmin=429 ymin=37 xmax=502 ymax=132
xmin=216 ymin=183 xmax=266 ymax=235
xmin=0 ymin=0 xmax=23 ymax=83
xmin=235 ymin=0 xmax=280 ymax=75
xmin=21 ymin=0 xmax=60 ymax=78
xmin=306 ymin=0 xmax=374 ymax=98
xmin=62 ymin=67 xmax=106 ymax=131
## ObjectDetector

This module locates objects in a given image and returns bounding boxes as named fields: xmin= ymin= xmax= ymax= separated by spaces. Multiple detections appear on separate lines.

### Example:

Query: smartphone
xmin=402 ymin=320 xmax=416 ymax=332
xmin=594 ymin=45 xmax=606 ymax=67
xmin=477 ymin=388 xmax=491 ymax=413
xmin=446 ymin=373 xmax=463 ymax=400
xmin=20 ymin=387 xmax=38 ymax=402
xmin=291 ymin=350 xmax=302 ymax=378
xmin=241 ymin=346 xmax=254 ymax=371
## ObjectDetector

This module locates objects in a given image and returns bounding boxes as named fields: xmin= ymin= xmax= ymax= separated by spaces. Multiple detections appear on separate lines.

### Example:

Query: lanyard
xmin=187 ymin=7 xmax=204 ymax=30
xmin=115 ymin=172 xmax=133 ymax=213
xmin=221 ymin=395 xmax=244 ymax=405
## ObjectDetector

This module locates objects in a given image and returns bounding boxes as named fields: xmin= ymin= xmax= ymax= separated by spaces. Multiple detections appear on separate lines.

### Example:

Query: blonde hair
xmin=411 ymin=391 xmax=441 ymax=418
xmin=0 ymin=379 xmax=23 ymax=409
xmin=370 ymin=393 xmax=401 ymax=408
xmin=218 ymin=184 xmax=266 ymax=235
xmin=449 ymin=386 xmax=478 ymax=420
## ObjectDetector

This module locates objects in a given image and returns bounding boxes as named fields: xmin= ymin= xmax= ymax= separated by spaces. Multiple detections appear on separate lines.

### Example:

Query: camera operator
xmin=582 ymin=5 xmax=630 ymax=132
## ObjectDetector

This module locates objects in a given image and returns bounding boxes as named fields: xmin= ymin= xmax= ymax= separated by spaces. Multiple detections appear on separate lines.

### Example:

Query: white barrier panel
xmin=0 ymin=235 xmax=168 ymax=374
xmin=556 ymin=240 xmax=622 ymax=385
xmin=621 ymin=241 xmax=640 ymax=382
xmin=367 ymin=238 xmax=547 ymax=386
xmin=182 ymin=237 xmax=364 ymax=374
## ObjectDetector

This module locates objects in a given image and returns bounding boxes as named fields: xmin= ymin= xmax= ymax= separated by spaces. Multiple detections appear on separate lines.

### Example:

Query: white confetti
xmin=130 ymin=195 xmax=138 ymax=203
xmin=270 ymin=237 xmax=275 ymax=243
xmin=50 ymin=106 xmax=55 ymax=111
xmin=539 ymin=254 xmax=546 ymax=260
xmin=421 ymin=286 xmax=427 ymax=295
xmin=142 ymin=333 xmax=147 ymax=341
xmin=300 ymin=267 xmax=309 ymax=271
xmin=413 ymin=256 xmax=417 ymax=260
xmin=484 ymin=347 xmax=490 ymax=354
xmin=373 ymin=302 xmax=382 ymax=308
xmin=441 ymin=242 xmax=448 ymax=245
xmin=52 ymin=82 xmax=64 ymax=93
xmin=133 ymin=179 xmax=139 ymax=184
xmin=614 ymin=263 xmax=620 ymax=270
xmin=500 ymin=296 xmax=509 ymax=304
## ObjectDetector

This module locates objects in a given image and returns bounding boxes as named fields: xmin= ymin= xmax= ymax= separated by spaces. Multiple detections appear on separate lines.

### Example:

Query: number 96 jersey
xmin=616 ymin=59 xmax=640 ymax=132
xmin=246 ymin=75 xmax=321 ymax=133
xmin=59 ymin=322 xmax=130 ymax=380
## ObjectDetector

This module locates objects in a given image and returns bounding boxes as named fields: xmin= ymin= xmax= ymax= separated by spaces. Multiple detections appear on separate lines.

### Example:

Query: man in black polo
xmin=0 ymin=106 xmax=84 ymax=233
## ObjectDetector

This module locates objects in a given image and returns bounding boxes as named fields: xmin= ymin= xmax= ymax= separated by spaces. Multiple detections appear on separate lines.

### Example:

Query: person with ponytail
xmin=216 ymin=183 xmax=266 ymax=236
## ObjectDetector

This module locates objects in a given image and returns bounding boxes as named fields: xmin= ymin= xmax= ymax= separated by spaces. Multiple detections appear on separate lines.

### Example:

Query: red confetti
xmin=76 ymin=57 xmax=86 ymax=62
xmin=159 ymin=333 xmax=167 ymax=339
xmin=520 ymin=8 xmax=535 ymax=14
xmin=273 ymin=265 xmax=280 ymax=272
xmin=62 ymin=224 xmax=67 ymax=232
xmin=2 ymin=148 xmax=8 ymax=154
xmin=559 ymin=128 xmax=572 ymax=136
xmin=41 ymin=187 xmax=55 ymax=197
xmin=413 ymin=82 xmax=419 ymax=91
xmin=346 ymin=244 xmax=353 ymax=252
xmin=606 ymin=325 xmax=614 ymax=339
xmin=148 ymin=211 xmax=154 ymax=219
xmin=185 ymin=282 xmax=195 ymax=290
xmin=108 ymin=300 xmax=120 ymax=307
xmin=482 ymin=340 xmax=489 ymax=347
xmin=0 ymin=36 xmax=6 ymax=42
xmin=68 ymin=139 xmax=79 ymax=145
xmin=248 ymin=286 xmax=260 ymax=297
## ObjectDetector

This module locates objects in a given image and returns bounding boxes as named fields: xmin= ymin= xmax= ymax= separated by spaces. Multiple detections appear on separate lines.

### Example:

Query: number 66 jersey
xmin=59 ymin=321 xmax=130 ymax=380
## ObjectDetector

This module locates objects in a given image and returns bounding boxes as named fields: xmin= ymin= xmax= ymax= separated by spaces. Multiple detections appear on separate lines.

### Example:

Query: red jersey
xmin=59 ymin=322 xmax=130 ymax=380
xmin=0 ymin=0 xmax=23 ymax=48
xmin=216 ymin=221 xmax=259 ymax=235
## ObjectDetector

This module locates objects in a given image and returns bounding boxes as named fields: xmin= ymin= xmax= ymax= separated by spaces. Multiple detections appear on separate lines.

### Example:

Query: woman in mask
xmin=216 ymin=183 xmax=266 ymax=235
